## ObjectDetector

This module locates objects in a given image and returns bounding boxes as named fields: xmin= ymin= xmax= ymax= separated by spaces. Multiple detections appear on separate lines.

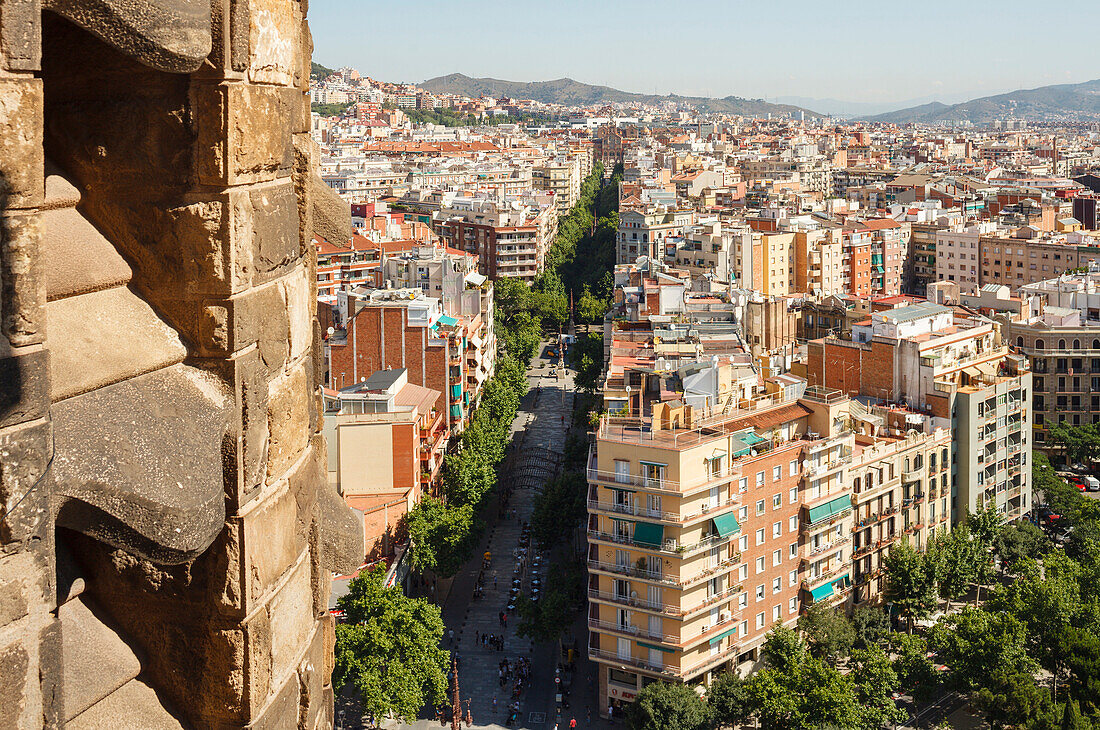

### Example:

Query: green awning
xmin=437 ymin=315 xmax=458 ymax=327
xmin=708 ymin=626 xmax=738 ymax=645
xmin=633 ymin=522 xmax=664 ymax=548
xmin=713 ymin=512 xmax=741 ymax=537
xmin=740 ymin=432 xmax=767 ymax=444
xmin=806 ymin=495 xmax=852 ymax=525
xmin=638 ymin=641 xmax=674 ymax=653
xmin=809 ymin=582 xmax=835 ymax=602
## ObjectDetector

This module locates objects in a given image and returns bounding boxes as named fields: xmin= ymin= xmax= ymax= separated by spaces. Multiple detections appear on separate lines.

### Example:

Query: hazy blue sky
xmin=309 ymin=0 xmax=1100 ymax=105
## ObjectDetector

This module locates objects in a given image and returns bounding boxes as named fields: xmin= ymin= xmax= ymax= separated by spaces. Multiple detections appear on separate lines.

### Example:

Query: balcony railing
xmin=588 ymin=648 xmax=680 ymax=678
xmin=587 ymin=560 xmax=678 ymax=586
xmin=586 ymin=465 xmax=741 ymax=496
xmin=588 ymin=589 xmax=683 ymax=616
xmin=587 ymin=497 xmax=743 ymax=524
xmin=588 ymin=618 xmax=678 ymax=644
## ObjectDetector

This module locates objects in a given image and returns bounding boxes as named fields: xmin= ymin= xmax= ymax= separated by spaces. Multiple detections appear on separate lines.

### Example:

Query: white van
xmin=1085 ymin=476 xmax=1100 ymax=492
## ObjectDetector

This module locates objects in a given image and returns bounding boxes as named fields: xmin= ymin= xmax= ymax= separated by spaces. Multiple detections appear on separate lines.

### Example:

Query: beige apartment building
xmin=794 ymin=228 xmax=846 ymax=296
xmin=533 ymin=156 xmax=582 ymax=212
xmin=587 ymin=387 xmax=864 ymax=714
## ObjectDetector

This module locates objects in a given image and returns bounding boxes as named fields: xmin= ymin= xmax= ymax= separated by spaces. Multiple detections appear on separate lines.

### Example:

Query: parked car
xmin=1085 ymin=476 xmax=1100 ymax=492
xmin=1072 ymin=462 xmax=1089 ymax=473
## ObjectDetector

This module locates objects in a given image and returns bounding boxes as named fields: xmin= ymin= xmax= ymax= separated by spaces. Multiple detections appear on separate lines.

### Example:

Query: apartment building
xmin=1012 ymin=270 xmax=1100 ymax=447
xmin=979 ymin=227 xmax=1100 ymax=288
xmin=935 ymin=223 xmax=994 ymax=294
xmin=807 ymin=301 xmax=1032 ymax=521
xmin=909 ymin=222 xmax=948 ymax=295
xmin=431 ymin=198 xmax=558 ymax=282
xmin=587 ymin=388 xmax=843 ymax=712
xmin=617 ymin=206 xmax=696 ymax=264
xmin=327 ymin=283 xmax=495 ymax=436
xmin=793 ymin=228 xmax=845 ymax=297
xmin=533 ymin=156 xmax=582 ymax=212
xmin=323 ymin=369 xmax=447 ymax=558
xmin=735 ymin=232 xmax=795 ymax=297
xmin=663 ymin=222 xmax=750 ymax=283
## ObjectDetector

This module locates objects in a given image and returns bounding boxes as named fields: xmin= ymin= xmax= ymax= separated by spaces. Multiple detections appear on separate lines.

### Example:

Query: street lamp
xmin=337 ymin=709 xmax=345 ymax=730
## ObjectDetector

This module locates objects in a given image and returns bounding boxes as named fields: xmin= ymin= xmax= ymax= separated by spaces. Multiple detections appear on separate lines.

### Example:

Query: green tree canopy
xmin=883 ymin=539 xmax=938 ymax=632
xmin=797 ymin=603 xmax=855 ymax=664
xmin=705 ymin=671 xmax=750 ymax=729
xmin=625 ymin=681 xmax=711 ymax=730
xmin=333 ymin=567 xmax=449 ymax=723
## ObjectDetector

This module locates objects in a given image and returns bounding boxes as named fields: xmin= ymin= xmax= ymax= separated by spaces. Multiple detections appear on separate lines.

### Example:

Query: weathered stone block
xmin=0 ymin=418 xmax=50 ymax=545
xmin=242 ymin=482 xmax=306 ymax=606
xmin=0 ymin=640 xmax=30 ymax=728
xmin=266 ymin=361 xmax=310 ymax=482
xmin=1 ymin=211 xmax=44 ymax=351
xmin=283 ymin=264 xmax=312 ymax=364
xmin=193 ymin=82 xmax=297 ymax=186
xmin=0 ymin=347 xmax=48 ymax=429
xmin=253 ymin=281 xmax=290 ymax=374
xmin=0 ymin=550 xmax=47 ymax=628
xmin=250 ymin=671 xmax=300 ymax=730
xmin=267 ymin=557 xmax=313 ymax=690
xmin=248 ymin=0 xmax=299 ymax=86
xmin=0 ymin=0 xmax=41 ymax=72
xmin=288 ymin=436 xmax=321 ymax=544
xmin=250 ymin=182 xmax=299 ymax=282
xmin=0 ymin=77 xmax=43 ymax=208
xmin=296 ymin=626 xmax=325 ymax=730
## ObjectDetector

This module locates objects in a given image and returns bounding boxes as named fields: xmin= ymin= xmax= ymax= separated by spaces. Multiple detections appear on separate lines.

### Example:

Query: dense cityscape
xmin=305 ymin=60 xmax=1100 ymax=730
xmin=3 ymin=2 xmax=1100 ymax=730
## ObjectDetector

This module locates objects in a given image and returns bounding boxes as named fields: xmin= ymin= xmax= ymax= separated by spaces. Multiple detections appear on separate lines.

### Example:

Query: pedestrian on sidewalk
xmin=448 ymin=629 xmax=455 ymax=646
xmin=570 ymin=718 xmax=577 ymax=729
xmin=498 ymin=611 xmax=505 ymax=627
xmin=475 ymin=630 xmax=479 ymax=645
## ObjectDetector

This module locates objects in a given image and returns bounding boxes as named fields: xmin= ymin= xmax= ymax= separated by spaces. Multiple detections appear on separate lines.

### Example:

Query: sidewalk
xmin=385 ymin=344 xmax=576 ymax=730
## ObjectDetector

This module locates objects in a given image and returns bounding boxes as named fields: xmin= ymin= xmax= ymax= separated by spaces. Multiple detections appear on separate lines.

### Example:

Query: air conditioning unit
xmin=702 ymin=504 xmax=711 ymax=513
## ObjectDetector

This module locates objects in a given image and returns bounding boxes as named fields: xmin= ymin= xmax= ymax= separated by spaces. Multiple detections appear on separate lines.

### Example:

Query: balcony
xmin=588 ymin=618 xmax=677 ymax=644
xmin=587 ymin=560 xmax=678 ymax=586
xmin=901 ymin=469 xmax=923 ymax=483
xmin=588 ymin=648 xmax=679 ymax=678
xmin=588 ymin=499 xmax=681 ymax=522
xmin=586 ymin=464 xmax=741 ymax=497
xmin=588 ymin=588 xmax=683 ymax=616
xmin=804 ymin=536 xmax=850 ymax=559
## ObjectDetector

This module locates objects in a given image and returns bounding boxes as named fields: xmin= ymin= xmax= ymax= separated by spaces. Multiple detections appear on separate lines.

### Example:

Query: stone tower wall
xmin=0 ymin=0 xmax=361 ymax=727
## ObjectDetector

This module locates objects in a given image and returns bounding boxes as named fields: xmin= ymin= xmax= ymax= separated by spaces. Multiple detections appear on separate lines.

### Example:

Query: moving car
xmin=1086 ymin=476 xmax=1100 ymax=492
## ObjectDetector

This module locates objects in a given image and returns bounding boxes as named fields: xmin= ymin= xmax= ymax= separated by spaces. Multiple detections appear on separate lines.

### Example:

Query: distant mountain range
xmin=863 ymin=79 xmax=1100 ymax=123
xmin=420 ymin=73 xmax=817 ymax=117
xmin=773 ymin=94 xmax=975 ymax=118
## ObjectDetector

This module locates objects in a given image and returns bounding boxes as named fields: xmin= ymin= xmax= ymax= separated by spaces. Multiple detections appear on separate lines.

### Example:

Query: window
xmin=788 ymin=515 xmax=798 ymax=532
xmin=756 ymin=528 xmax=765 ymax=545
xmin=789 ymin=597 xmax=798 ymax=614
xmin=739 ymin=565 xmax=747 ymax=581
xmin=756 ymin=471 xmax=765 ymax=487
xmin=756 ymin=612 xmax=765 ymax=630
xmin=773 ymin=494 xmax=782 ymax=510
xmin=756 ymin=584 xmax=765 ymax=601
xmin=789 ymin=460 xmax=799 ymax=476
xmin=773 ymin=465 xmax=782 ymax=482
xmin=790 ymin=542 xmax=798 ymax=559
xmin=739 ymin=506 xmax=748 ymax=522
xmin=789 ymin=487 xmax=798 ymax=503
xmin=773 ymin=549 xmax=782 ymax=566
xmin=789 ymin=569 xmax=797 ymax=586
xmin=756 ymin=557 xmax=765 ymax=574
xmin=739 ymin=535 xmax=749 ymax=552
xmin=772 ymin=577 xmax=781 ymax=594
xmin=773 ymin=605 xmax=782 ymax=621
xmin=739 ymin=477 xmax=748 ymax=493
xmin=740 ymin=620 xmax=748 ymax=637
xmin=756 ymin=499 xmax=765 ymax=515
xmin=773 ymin=521 xmax=782 ymax=538
xmin=738 ymin=593 xmax=747 ymax=610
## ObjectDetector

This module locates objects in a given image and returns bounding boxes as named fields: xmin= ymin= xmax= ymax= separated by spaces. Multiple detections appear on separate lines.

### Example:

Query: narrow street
xmin=384 ymin=341 xmax=591 ymax=730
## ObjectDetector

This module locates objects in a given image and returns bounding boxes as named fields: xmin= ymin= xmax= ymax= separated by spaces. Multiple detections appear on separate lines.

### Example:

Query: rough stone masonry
xmin=0 ymin=0 xmax=363 ymax=726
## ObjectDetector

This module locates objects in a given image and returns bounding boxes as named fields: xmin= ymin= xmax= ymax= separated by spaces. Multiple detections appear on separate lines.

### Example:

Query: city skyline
xmin=309 ymin=0 xmax=1100 ymax=108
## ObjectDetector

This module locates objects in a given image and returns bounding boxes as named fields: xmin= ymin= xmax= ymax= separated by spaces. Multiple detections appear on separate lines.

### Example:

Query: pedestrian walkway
xmin=386 ymin=345 xmax=577 ymax=730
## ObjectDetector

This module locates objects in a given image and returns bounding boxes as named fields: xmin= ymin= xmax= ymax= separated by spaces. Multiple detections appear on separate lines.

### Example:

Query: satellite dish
xmin=630 ymin=591 xmax=638 ymax=598
xmin=327 ymin=326 xmax=335 ymax=335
